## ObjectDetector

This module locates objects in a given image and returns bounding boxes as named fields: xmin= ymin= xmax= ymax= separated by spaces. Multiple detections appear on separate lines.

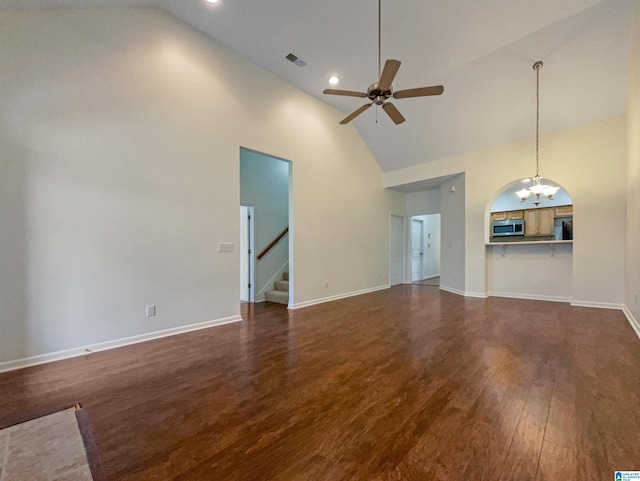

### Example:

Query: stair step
xmin=265 ymin=289 xmax=289 ymax=305
xmin=282 ymin=272 xmax=289 ymax=281
xmin=274 ymin=280 xmax=289 ymax=292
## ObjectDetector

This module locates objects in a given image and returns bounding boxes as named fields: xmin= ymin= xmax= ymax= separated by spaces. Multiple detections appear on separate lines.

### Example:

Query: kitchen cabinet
xmin=490 ymin=210 xmax=524 ymax=223
xmin=555 ymin=205 xmax=573 ymax=217
xmin=524 ymin=207 xmax=554 ymax=237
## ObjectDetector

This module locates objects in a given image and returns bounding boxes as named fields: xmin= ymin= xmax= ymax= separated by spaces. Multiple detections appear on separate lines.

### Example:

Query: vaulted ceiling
xmin=1 ymin=0 xmax=634 ymax=172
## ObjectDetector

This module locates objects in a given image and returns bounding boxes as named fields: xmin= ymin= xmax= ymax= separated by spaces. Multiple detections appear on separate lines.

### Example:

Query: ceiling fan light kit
xmin=516 ymin=61 xmax=559 ymax=206
xmin=323 ymin=0 xmax=444 ymax=125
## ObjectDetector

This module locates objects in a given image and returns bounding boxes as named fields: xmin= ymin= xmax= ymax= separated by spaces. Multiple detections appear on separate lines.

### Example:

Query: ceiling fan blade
xmin=393 ymin=85 xmax=444 ymax=99
xmin=378 ymin=59 xmax=401 ymax=91
xmin=382 ymin=102 xmax=405 ymax=125
xmin=340 ymin=103 xmax=373 ymax=124
xmin=323 ymin=89 xmax=368 ymax=98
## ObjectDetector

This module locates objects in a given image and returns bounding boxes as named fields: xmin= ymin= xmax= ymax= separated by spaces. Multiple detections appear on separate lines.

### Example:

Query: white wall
xmin=626 ymin=1 xmax=640 ymax=326
xmin=406 ymin=189 xmax=441 ymax=216
xmin=0 ymin=9 xmax=405 ymax=365
xmin=240 ymin=149 xmax=289 ymax=301
xmin=385 ymin=117 xmax=627 ymax=304
xmin=440 ymin=175 xmax=465 ymax=294
xmin=486 ymin=244 xmax=573 ymax=301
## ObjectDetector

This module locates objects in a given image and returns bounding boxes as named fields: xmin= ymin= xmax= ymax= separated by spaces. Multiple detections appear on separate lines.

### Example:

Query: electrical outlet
xmin=146 ymin=305 xmax=156 ymax=317
xmin=325 ymin=281 xmax=329 ymax=288
xmin=635 ymin=293 xmax=638 ymax=306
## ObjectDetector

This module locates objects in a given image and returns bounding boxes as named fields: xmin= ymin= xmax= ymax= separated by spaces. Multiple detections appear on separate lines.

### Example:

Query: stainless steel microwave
xmin=492 ymin=219 xmax=524 ymax=237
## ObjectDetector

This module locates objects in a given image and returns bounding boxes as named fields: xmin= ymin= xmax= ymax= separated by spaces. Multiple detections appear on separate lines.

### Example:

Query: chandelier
xmin=516 ymin=61 xmax=559 ymax=206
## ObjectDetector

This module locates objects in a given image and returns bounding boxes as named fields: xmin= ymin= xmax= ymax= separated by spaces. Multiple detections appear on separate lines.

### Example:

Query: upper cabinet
xmin=490 ymin=210 xmax=523 ymax=223
xmin=554 ymin=205 xmax=573 ymax=217
xmin=524 ymin=208 xmax=554 ymax=237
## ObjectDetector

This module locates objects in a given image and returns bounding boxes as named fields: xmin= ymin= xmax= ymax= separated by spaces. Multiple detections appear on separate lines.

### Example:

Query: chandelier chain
xmin=515 ymin=60 xmax=558 ymax=206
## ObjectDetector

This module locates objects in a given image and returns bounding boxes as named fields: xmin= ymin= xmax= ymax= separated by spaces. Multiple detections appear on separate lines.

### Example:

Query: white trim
xmin=570 ymin=300 xmax=625 ymax=310
xmin=465 ymin=291 xmax=488 ymax=299
xmin=389 ymin=214 xmax=405 ymax=286
xmin=289 ymin=284 xmax=389 ymax=310
xmin=422 ymin=274 xmax=440 ymax=280
xmin=0 ymin=315 xmax=243 ymax=374
xmin=439 ymin=285 xmax=465 ymax=296
xmin=488 ymin=292 xmax=571 ymax=303
xmin=623 ymin=306 xmax=640 ymax=339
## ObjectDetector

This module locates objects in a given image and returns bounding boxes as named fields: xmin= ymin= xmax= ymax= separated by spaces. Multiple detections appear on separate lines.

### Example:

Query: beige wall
xmin=440 ymin=174 xmax=466 ymax=294
xmin=0 ymin=9 xmax=405 ymax=365
xmin=626 ymin=0 xmax=640 ymax=327
xmin=405 ymin=189 xmax=441 ymax=216
xmin=385 ymin=117 xmax=627 ymax=305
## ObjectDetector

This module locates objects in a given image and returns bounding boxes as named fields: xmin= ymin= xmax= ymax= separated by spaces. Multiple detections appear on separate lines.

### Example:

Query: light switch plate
xmin=218 ymin=243 xmax=234 ymax=253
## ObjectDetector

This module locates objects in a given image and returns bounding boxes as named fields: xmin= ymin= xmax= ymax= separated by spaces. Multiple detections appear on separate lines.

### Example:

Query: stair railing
xmin=257 ymin=227 xmax=288 ymax=260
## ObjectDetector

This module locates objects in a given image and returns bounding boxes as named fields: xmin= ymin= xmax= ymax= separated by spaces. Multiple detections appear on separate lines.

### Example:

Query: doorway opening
xmin=240 ymin=148 xmax=292 ymax=306
xmin=410 ymin=214 xmax=441 ymax=286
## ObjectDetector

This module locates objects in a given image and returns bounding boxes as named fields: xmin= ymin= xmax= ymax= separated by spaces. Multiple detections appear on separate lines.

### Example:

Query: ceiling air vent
xmin=285 ymin=53 xmax=306 ymax=67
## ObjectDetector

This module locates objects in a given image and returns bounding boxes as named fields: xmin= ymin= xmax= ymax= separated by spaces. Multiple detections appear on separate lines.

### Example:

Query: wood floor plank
xmin=535 ymin=438 xmax=574 ymax=481
xmin=0 ymin=286 xmax=639 ymax=480
xmin=498 ymin=349 xmax=558 ymax=481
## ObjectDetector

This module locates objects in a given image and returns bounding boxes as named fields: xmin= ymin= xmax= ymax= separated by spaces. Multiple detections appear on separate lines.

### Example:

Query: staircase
xmin=265 ymin=272 xmax=289 ymax=305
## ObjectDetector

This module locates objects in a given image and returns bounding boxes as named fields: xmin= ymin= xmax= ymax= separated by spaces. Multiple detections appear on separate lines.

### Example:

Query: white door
xmin=411 ymin=219 xmax=423 ymax=282
xmin=390 ymin=215 xmax=403 ymax=286
xmin=240 ymin=206 xmax=254 ymax=302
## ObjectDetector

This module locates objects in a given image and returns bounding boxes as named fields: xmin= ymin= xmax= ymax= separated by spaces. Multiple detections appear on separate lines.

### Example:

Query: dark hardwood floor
xmin=1 ymin=286 xmax=639 ymax=480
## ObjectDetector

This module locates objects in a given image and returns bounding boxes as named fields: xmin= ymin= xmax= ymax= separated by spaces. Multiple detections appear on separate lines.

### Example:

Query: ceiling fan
xmin=323 ymin=0 xmax=444 ymax=125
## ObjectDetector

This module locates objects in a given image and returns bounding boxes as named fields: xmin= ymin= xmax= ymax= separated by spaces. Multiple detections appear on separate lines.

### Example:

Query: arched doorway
xmin=485 ymin=178 xmax=574 ymax=302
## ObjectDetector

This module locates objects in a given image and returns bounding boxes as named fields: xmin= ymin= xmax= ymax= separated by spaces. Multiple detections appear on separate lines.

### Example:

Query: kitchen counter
xmin=487 ymin=240 xmax=573 ymax=246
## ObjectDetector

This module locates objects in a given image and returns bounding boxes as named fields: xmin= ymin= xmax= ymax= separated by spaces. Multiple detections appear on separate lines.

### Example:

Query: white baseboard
xmin=570 ymin=300 xmax=625 ymax=310
xmin=465 ymin=291 xmax=488 ymax=299
xmin=623 ymin=306 xmax=640 ymax=339
xmin=439 ymin=285 xmax=465 ymax=296
xmin=421 ymin=274 xmax=440 ymax=280
xmin=289 ymin=284 xmax=389 ymax=310
xmin=0 ymin=315 xmax=243 ymax=374
xmin=489 ymin=292 xmax=571 ymax=303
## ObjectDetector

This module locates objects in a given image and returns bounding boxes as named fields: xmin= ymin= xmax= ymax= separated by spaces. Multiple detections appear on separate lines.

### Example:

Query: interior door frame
xmin=240 ymin=204 xmax=255 ymax=302
xmin=389 ymin=214 xmax=405 ymax=286
xmin=411 ymin=218 xmax=424 ymax=282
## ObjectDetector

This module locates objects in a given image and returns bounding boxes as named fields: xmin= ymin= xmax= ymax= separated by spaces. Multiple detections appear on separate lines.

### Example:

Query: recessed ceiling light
xmin=206 ymin=0 xmax=219 ymax=4
xmin=329 ymin=76 xmax=340 ymax=85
